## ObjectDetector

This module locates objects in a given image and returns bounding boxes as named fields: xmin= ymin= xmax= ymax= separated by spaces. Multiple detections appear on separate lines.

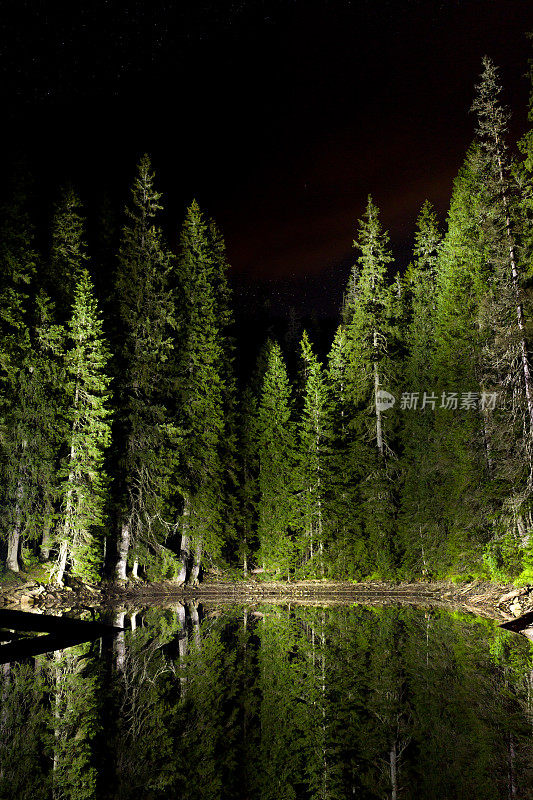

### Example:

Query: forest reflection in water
xmin=1 ymin=603 xmax=533 ymax=800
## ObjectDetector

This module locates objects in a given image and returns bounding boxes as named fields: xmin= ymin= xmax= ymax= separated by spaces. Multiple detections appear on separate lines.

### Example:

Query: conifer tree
xmin=431 ymin=149 xmax=494 ymax=572
xmin=113 ymin=155 xmax=175 ymax=580
xmin=398 ymin=202 xmax=442 ymax=574
xmin=298 ymin=331 xmax=327 ymax=576
xmin=343 ymin=197 xmax=398 ymax=575
xmin=55 ymin=269 xmax=112 ymax=585
xmin=324 ymin=325 xmax=368 ymax=577
xmin=471 ymin=58 xmax=533 ymax=564
xmin=256 ymin=341 xmax=298 ymax=577
xmin=0 ymin=178 xmax=37 ymax=570
xmin=48 ymin=187 xmax=89 ymax=315
xmin=172 ymin=202 xmax=227 ymax=584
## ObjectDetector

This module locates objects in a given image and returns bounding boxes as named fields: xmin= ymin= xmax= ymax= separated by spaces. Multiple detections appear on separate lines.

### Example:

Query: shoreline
xmin=2 ymin=575 xmax=533 ymax=630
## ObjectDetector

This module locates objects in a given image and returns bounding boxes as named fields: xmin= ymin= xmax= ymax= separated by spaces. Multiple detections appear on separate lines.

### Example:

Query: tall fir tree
xmin=47 ymin=187 xmax=89 ymax=315
xmin=256 ymin=341 xmax=298 ymax=577
xmin=471 ymin=57 xmax=533 ymax=570
xmin=113 ymin=155 xmax=175 ymax=580
xmin=0 ymin=177 xmax=37 ymax=570
xmin=398 ymin=201 xmax=443 ymax=574
xmin=297 ymin=331 xmax=327 ymax=576
xmin=343 ymin=197 xmax=398 ymax=575
xmin=172 ymin=202 xmax=226 ymax=584
xmin=324 ymin=324 xmax=368 ymax=577
xmin=55 ymin=269 xmax=112 ymax=585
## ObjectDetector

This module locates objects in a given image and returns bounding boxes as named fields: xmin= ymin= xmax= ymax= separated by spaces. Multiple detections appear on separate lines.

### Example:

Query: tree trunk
xmin=373 ymin=331 xmax=384 ymax=456
xmin=177 ymin=498 xmax=191 ymax=584
xmin=55 ymin=541 xmax=68 ymax=586
xmin=6 ymin=478 xmax=24 ymax=572
xmin=190 ymin=540 xmax=202 ymax=585
xmin=6 ymin=528 xmax=20 ymax=572
xmin=177 ymin=534 xmax=189 ymax=585
xmin=496 ymin=148 xmax=533 ymax=446
xmin=115 ymin=522 xmax=130 ymax=580
xmin=40 ymin=508 xmax=53 ymax=561
xmin=132 ymin=559 xmax=139 ymax=579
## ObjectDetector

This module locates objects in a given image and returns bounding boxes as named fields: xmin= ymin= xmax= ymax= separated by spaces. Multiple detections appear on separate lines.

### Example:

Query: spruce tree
xmin=172 ymin=202 xmax=227 ymax=584
xmin=398 ymin=202 xmax=442 ymax=574
xmin=47 ymin=187 xmax=89 ymax=315
xmin=343 ymin=197 xmax=398 ymax=575
xmin=324 ymin=325 xmax=368 ymax=577
xmin=256 ymin=341 xmax=298 ymax=577
xmin=297 ymin=331 xmax=327 ymax=576
xmin=0 ymin=177 xmax=37 ymax=570
xmin=55 ymin=269 xmax=112 ymax=585
xmin=471 ymin=58 xmax=533 ymax=568
xmin=113 ymin=155 xmax=175 ymax=581
xmin=431 ymin=149 xmax=493 ymax=573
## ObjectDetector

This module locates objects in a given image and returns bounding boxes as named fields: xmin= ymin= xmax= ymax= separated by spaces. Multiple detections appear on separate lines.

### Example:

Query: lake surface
xmin=1 ymin=603 xmax=533 ymax=799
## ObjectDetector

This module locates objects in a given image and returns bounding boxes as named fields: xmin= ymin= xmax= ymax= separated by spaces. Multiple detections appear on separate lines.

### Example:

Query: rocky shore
xmin=3 ymin=573 xmax=533 ymax=634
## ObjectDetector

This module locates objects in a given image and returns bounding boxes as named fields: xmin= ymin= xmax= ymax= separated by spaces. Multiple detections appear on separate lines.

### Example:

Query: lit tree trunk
xmin=131 ymin=559 xmax=139 ymax=579
xmin=56 ymin=541 xmax=68 ymax=586
xmin=190 ymin=540 xmax=202 ymax=585
xmin=40 ymin=504 xmax=53 ymax=561
xmin=495 ymin=145 xmax=533 ymax=446
xmin=6 ymin=474 xmax=25 ymax=572
xmin=177 ymin=499 xmax=191 ymax=584
xmin=373 ymin=332 xmax=384 ymax=456
xmin=115 ymin=522 xmax=130 ymax=581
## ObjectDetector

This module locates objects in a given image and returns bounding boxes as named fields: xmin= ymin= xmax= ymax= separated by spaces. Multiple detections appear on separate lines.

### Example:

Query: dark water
xmin=1 ymin=603 xmax=533 ymax=800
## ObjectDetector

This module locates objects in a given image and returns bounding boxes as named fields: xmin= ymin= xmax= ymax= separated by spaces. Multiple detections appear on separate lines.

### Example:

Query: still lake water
xmin=1 ymin=603 xmax=533 ymax=800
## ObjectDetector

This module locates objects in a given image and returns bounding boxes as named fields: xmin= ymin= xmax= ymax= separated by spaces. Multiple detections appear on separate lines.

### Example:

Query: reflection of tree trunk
xmin=177 ymin=603 xmax=188 ymax=695
xmin=130 ymin=612 xmax=137 ymax=632
xmin=508 ymin=733 xmax=517 ymax=799
xmin=390 ymin=739 xmax=398 ymax=800
xmin=115 ymin=522 xmax=130 ymax=581
xmin=190 ymin=602 xmax=201 ymax=649
xmin=114 ymin=611 xmax=126 ymax=671
xmin=190 ymin=540 xmax=202 ymax=585
xmin=53 ymin=651 xmax=62 ymax=775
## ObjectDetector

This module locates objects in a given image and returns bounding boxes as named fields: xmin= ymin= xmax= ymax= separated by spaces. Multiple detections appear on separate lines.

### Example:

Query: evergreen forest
xmin=4 ymin=57 xmax=533 ymax=587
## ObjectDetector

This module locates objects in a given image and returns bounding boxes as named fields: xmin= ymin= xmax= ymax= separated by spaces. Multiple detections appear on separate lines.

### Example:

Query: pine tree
xmin=471 ymin=58 xmax=533 ymax=567
xmin=324 ymin=325 xmax=368 ymax=578
xmin=55 ymin=269 xmax=112 ymax=585
xmin=256 ymin=341 xmax=298 ymax=577
xmin=0 ymin=177 xmax=37 ymax=570
xmin=113 ymin=155 xmax=175 ymax=580
xmin=398 ymin=202 xmax=442 ymax=574
xmin=430 ymin=149 xmax=494 ymax=573
xmin=297 ymin=331 xmax=327 ymax=576
xmin=343 ymin=197 xmax=398 ymax=575
xmin=47 ymin=187 xmax=89 ymax=315
xmin=172 ymin=202 xmax=227 ymax=584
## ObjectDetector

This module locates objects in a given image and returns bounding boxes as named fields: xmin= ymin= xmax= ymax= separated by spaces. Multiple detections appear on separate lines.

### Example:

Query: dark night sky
xmin=2 ymin=0 xmax=533 ymax=325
